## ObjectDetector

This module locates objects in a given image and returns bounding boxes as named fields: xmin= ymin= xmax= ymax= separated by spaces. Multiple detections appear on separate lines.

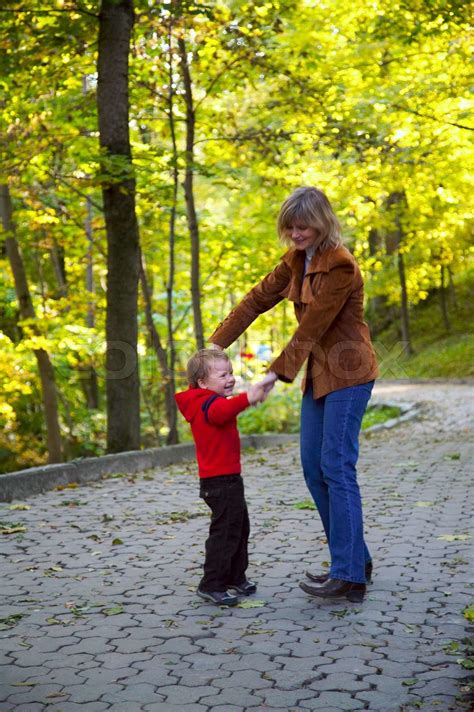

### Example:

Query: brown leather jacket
xmin=208 ymin=245 xmax=379 ymax=398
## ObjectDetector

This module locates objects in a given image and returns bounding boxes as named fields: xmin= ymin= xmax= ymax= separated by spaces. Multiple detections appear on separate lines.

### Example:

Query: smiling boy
xmin=175 ymin=349 xmax=268 ymax=606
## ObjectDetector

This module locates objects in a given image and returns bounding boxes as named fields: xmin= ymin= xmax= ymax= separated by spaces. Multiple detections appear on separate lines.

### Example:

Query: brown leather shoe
xmin=306 ymin=561 xmax=373 ymax=585
xmin=299 ymin=578 xmax=366 ymax=602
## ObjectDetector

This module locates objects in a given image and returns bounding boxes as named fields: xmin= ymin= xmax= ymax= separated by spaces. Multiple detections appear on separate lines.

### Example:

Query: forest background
xmin=0 ymin=0 xmax=472 ymax=473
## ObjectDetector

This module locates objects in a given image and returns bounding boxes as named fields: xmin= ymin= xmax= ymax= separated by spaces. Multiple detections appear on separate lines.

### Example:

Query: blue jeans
xmin=300 ymin=381 xmax=374 ymax=584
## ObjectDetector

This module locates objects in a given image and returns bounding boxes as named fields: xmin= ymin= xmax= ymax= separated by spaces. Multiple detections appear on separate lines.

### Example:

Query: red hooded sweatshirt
xmin=175 ymin=388 xmax=250 ymax=478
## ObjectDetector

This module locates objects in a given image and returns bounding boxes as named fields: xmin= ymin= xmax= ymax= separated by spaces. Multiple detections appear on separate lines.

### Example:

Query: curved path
xmin=0 ymin=382 xmax=473 ymax=711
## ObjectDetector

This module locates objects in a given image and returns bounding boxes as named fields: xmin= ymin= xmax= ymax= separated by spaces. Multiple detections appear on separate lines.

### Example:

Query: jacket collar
xmin=280 ymin=247 xmax=332 ymax=304
xmin=281 ymin=247 xmax=332 ymax=274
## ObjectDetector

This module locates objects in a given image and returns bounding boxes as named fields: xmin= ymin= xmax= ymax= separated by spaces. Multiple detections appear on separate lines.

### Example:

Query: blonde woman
xmin=208 ymin=187 xmax=378 ymax=602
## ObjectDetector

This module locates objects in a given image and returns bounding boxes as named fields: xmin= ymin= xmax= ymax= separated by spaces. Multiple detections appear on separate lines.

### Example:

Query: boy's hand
xmin=247 ymin=383 xmax=268 ymax=405
xmin=259 ymin=371 xmax=278 ymax=395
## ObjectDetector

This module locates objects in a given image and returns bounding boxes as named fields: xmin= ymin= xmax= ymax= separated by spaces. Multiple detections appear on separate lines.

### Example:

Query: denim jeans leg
xmin=321 ymin=382 xmax=374 ymax=583
xmin=300 ymin=387 xmax=330 ymax=541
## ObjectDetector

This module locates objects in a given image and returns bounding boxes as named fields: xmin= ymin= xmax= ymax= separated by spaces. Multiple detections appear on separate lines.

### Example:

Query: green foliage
xmin=239 ymin=384 xmax=302 ymax=434
xmin=377 ymin=267 xmax=474 ymax=378
xmin=238 ymin=383 xmax=401 ymax=435
xmin=1 ymin=0 xmax=472 ymax=471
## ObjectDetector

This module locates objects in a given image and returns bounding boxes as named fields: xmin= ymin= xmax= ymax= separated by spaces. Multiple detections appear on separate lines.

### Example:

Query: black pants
xmin=199 ymin=474 xmax=250 ymax=592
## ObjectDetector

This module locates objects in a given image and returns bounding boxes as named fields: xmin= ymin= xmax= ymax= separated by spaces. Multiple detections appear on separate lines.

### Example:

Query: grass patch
xmin=375 ymin=264 xmax=474 ymax=379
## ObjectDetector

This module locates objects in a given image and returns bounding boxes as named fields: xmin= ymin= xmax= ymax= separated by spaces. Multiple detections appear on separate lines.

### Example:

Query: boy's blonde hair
xmin=277 ymin=186 xmax=342 ymax=251
xmin=187 ymin=349 xmax=230 ymax=388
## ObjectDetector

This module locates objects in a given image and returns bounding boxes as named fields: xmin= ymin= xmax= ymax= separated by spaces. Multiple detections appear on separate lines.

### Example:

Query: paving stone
xmin=320 ymin=657 xmax=379 ymax=675
xmin=300 ymin=691 xmax=365 ymax=709
xmin=4 ymin=684 xmax=66 ymax=706
xmin=354 ymin=689 xmax=413 ymax=710
xmin=262 ymin=670 xmax=321 ymax=690
xmin=411 ymin=675 xmax=468 ymax=696
xmin=309 ymin=672 xmax=370 ymax=692
xmin=160 ymin=683 xmax=219 ymax=704
xmin=1 ymin=705 xmax=44 ymax=712
xmin=253 ymin=688 xmax=316 ymax=707
xmin=95 ymin=652 xmax=153 ymax=669
xmin=142 ymin=705 xmax=208 ymax=712
xmin=77 ymin=666 xmax=139 ymax=684
xmin=101 ymin=683 xmax=164 ymax=704
xmin=212 ymin=668 xmax=273 ymax=689
xmin=65 ymin=682 xmax=124 ymax=703
xmin=221 ymin=652 xmax=281 ymax=672
xmin=172 ymin=669 xmax=230 ymax=686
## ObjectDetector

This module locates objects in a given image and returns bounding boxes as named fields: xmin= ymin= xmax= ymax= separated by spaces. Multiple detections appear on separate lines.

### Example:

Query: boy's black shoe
xmin=228 ymin=579 xmax=257 ymax=595
xmin=197 ymin=588 xmax=239 ymax=606
xmin=306 ymin=561 xmax=373 ymax=585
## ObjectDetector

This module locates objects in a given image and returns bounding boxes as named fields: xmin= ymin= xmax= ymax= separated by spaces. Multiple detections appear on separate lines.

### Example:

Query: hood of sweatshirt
xmin=174 ymin=388 xmax=219 ymax=423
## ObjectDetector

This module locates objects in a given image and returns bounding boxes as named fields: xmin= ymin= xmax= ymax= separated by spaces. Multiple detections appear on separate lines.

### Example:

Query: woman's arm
xmin=208 ymin=259 xmax=291 ymax=348
xmin=270 ymin=260 xmax=356 ymax=383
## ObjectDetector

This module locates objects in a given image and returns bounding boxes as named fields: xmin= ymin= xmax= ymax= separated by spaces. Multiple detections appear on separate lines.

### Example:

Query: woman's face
xmin=286 ymin=224 xmax=320 ymax=251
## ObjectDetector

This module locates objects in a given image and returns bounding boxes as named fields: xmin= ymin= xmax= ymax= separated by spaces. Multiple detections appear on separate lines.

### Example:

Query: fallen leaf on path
xmin=237 ymin=599 xmax=266 ymax=609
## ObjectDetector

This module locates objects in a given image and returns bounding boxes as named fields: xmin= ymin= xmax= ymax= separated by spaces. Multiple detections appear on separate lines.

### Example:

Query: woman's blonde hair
xmin=187 ymin=349 xmax=230 ymax=388
xmin=277 ymin=187 xmax=342 ymax=251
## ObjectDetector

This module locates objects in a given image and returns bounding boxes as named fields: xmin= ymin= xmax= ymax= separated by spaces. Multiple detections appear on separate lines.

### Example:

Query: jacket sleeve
xmin=206 ymin=393 xmax=250 ymax=425
xmin=208 ymin=260 xmax=291 ymax=348
xmin=270 ymin=259 xmax=356 ymax=383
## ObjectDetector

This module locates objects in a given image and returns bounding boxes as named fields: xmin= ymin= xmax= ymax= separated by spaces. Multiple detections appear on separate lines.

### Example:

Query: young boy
xmin=175 ymin=349 xmax=268 ymax=606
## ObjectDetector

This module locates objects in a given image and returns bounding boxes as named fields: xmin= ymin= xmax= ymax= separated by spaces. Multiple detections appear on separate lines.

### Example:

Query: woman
xmin=208 ymin=187 xmax=378 ymax=602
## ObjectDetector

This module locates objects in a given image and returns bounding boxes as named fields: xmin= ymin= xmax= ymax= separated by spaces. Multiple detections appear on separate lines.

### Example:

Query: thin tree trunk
xmin=386 ymin=191 xmax=413 ymax=355
xmin=440 ymin=264 xmax=451 ymax=332
xmin=50 ymin=239 xmax=67 ymax=298
xmin=1 ymin=184 xmax=63 ymax=463
xmin=83 ymin=194 xmax=100 ymax=409
xmin=138 ymin=251 xmax=178 ymax=445
xmin=97 ymin=0 xmax=140 ymax=452
xmin=178 ymin=36 xmax=204 ymax=350
xmin=447 ymin=265 xmax=458 ymax=310
xmin=397 ymin=249 xmax=413 ymax=354
xmin=81 ymin=76 xmax=99 ymax=410
xmin=164 ymin=23 xmax=179 ymax=444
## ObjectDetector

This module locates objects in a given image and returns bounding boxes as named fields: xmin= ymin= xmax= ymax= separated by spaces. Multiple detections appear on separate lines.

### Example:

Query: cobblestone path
xmin=1 ymin=383 xmax=473 ymax=711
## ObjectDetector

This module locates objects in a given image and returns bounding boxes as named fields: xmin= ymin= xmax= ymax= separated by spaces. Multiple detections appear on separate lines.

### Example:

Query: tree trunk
xmin=447 ymin=265 xmax=458 ymax=310
xmin=165 ymin=25 xmax=179 ymax=444
xmin=386 ymin=191 xmax=413 ymax=355
xmin=81 ymin=76 xmax=99 ymax=410
xmin=50 ymin=239 xmax=67 ymax=298
xmin=97 ymin=0 xmax=140 ymax=452
xmin=138 ymin=251 xmax=178 ymax=445
xmin=397 ymin=249 xmax=413 ymax=354
xmin=439 ymin=264 xmax=451 ymax=332
xmin=178 ymin=36 xmax=204 ymax=350
xmin=1 ymin=183 xmax=63 ymax=463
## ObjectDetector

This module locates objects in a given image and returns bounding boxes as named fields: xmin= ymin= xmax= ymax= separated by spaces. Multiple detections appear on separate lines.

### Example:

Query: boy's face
xmin=198 ymin=358 xmax=235 ymax=397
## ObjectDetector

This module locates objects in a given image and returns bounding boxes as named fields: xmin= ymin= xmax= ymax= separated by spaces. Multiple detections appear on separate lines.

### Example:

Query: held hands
xmin=247 ymin=371 xmax=278 ymax=405
xmin=259 ymin=371 xmax=278 ymax=395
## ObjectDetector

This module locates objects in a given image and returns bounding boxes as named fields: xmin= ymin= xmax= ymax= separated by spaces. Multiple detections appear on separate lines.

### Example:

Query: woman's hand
xmin=259 ymin=371 xmax=278 ymax=395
